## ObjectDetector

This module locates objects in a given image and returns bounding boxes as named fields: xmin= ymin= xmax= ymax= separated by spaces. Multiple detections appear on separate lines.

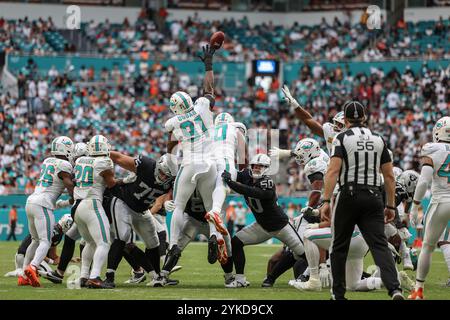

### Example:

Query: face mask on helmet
xmin=155 ymin=155 xmax=174 ymax=186
xmin=293 ymin=139 xmax=321 ymax=165
xmin=51 ymin=136 xmax=74 ymax=160
xmin=169 ymin=91 xmax=193 ymax=115
xmin=58 ymin=214 xmax=74 ymax=233
xmin=332 ymin=112 xmax=346 ymax=132
xmin=249 ymin=154 xmax=271 ymax=179
xmin=433 ymin=116 xmax=450 ymax=143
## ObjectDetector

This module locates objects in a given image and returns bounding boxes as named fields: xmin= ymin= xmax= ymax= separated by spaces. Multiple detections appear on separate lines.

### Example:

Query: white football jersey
xmin=293 ymin=214 xmax=309 ymax=242
xmin=73 ymin=156 xmax=113 ymax=201
xmin=304 ymin=149 xmax=330 ymax=177
xmin=165 ymin=97 xmax=214 ymax=165
xmin=213 ymin=122 xmax=241 ymax=163
xmin=27 ymin=157 xmax=73 ymax=210
xmin=323 ymin=122 xmax=338 ymax=155
xmin=420 ymin=142 xmax=450 ymax=203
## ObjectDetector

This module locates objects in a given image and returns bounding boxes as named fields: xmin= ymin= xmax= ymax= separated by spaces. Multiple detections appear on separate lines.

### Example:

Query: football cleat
xmin=207 ymin=235 xmax=218 ymax=264
xmin=217 ymin=237 xmax=228 ymax=265
xmin=87 ymin=277 xmax=114 ymax=289
xmin=224 ymin=274 xmax=235 ymax=286
xmin=391 ymin=290 xmax=405 ymax=300
xmin=43 ymin=270 xmax=63 ymax=284
xmin=261 ymin=277 xmax=274 ymax=288
xmin=104 ymin=277 xmax=116 ymax=288
xmin=225 ymin=279 xmax=250 ymax=288
xmin=124 ymin=270 xmax=146 ymax=284
xmin=398 ymin=271 xmax=414 ymax=291
xmin=170 ymin=266 xmax=182 ymax=275
xmin=5 ymin=269 xmax=20 ymax=277
xmin=24 ymin=265 xmax=41 ymax=287
xmin=408 ymin=288 xmax=424 ymax=300
xmin=147 ymin=275 xmax=166 ymax=287
xmin=67 ymin=277 xmax=88 ymax=288
xmin=17 ymin=275 xmax=31 ymax=286
xmin=292 ymin=277 xmax=321 ymax=291
xmin=205 ymin=211 xmax=229 ymax=236
xmin=403 ymin=259 xmax=414 ymax=271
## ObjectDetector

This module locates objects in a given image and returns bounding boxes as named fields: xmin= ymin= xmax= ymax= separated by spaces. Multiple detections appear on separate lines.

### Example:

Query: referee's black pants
xmin=330 ymin=188 xmax=401 ymax=299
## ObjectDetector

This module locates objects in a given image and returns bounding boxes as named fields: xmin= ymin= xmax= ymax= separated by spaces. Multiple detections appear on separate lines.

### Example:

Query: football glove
xmin=164 ymin=200 xmax=176 ymax=212
xmin=410 ymin=203 xmax=420 ymax=228
xmin=222 ymin=170 xmax=232 ymax=183
xmin=397 ymin=227 xmax=412 ymax=241
xmin=281 ymin=85 xmax=300 ymax=109
xmin=319 ymin=263 xmax=331 ymax=288
xmin=198 ymin=44 xmax=215 ymax=71
xmin=123 ymin=172 xmax=137 ymax=184
xmin=269 ymin=147 xmax=292 ymax=160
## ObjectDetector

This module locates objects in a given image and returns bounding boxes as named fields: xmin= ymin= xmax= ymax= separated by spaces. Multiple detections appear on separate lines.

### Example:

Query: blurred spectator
xmin=7 ymin=205 xmax=18 ymax=241
xmin=234 ymin=202 xmax=248 ymax=232
xmin=226 ymin=201 xmax=236 ymax=236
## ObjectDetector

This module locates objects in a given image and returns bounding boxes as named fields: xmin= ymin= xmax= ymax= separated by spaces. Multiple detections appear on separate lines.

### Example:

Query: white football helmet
xmin=398 ymin=170 xmax=420 ymax=195
xmin=233 ymin=122 xmax=248 ymax=137
xmin=51 ymin=136 xmax=74 ymax=160
xmin=87 ymin=135 xmax=110 ymax=156
xmin=58 ymin=214 xmax=74 ymax=233
xmin=249 ymin=154 xmax=271 ymax=179
xmin=433 ymin=116 xmax=450 ymax=143
xmin=215 ymin=112 xmax=234 ymax=126
xmin=293 ymin=138 xmax=322 ymax=165
xmin=393 ymin=166 xmax=403 ymax=180
xmin=71 ymin=142 xmax=88 ymax=163
xmin=169 ymin=91 xmax=193 ymax=115
xmin=332 ymin=111 xmax=345 ymax=132
xmin=155 ymin=154 xmax=177 ymax=186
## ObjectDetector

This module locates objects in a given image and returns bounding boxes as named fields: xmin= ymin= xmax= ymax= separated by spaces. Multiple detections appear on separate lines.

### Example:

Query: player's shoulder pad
xmin=56 ymin=159 xmax=73 ymax=174
xmin=420 ymin=142 xmax=442 ymax=157
xmin=304 ymin=158 xmax=327 ymax=177
xmin=257 ymin=176 xmax=275 ymax=190
xmin=95 ymin=157 xmax=114 ymax=171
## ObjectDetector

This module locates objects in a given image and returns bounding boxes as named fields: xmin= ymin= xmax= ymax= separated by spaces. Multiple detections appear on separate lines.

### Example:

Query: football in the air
xmin=210 ymin=31 xmax=225 ymax=50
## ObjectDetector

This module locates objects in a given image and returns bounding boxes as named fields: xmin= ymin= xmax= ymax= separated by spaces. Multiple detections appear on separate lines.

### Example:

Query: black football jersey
xmin=110 ymin=155 xmax=172 ymax=213
xmin=184 ymin=189 xmax=207 ymax=222
xmin=232 ymin=169 xmax=288 ymax=232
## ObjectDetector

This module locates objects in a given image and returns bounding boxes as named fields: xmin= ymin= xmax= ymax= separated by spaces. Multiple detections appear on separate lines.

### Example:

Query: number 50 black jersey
xmin=227 ymin=169 xmax=288 ymax=232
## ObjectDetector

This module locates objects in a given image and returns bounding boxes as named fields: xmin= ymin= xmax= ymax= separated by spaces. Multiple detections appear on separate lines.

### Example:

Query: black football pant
xmin=331 ymin=187 xmax=401 ymax=299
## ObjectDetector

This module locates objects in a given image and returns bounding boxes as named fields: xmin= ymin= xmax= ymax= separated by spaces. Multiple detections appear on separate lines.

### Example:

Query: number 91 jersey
xmin=73 ymin=156 xmax=113 ymax=201
xmin=165 ymin=97 xmax=214 ymax=165
xmin=27 ymin=157 xmax=73 ymax=210
xmin=421 ymin=142 xmax=450 ymax=202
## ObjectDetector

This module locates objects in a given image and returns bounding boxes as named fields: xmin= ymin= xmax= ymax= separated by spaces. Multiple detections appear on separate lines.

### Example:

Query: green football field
xmin=0 ymin=241 xmax=448 ymax=300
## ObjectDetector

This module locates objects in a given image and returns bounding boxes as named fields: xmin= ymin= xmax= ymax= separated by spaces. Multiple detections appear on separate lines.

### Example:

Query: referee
xmin=321 ymin=100 xmax=404 ymax=300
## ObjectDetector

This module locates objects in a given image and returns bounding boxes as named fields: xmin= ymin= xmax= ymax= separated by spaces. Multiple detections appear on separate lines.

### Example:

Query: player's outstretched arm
xmin=222 ymin=171 xmax=274 ymax=200
xmin=281 ymin=85 xmax=324 ymax=137
xmin=199 ymin=44 xmax=215 ymax=104
xmin=100 ymin=169 xmax=117 ymax=188
xmin=110 ymin=151 xmax=137 ymax=172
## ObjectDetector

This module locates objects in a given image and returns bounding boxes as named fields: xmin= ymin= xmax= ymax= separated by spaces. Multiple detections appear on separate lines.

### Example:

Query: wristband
xmin=386 ymin=205 xmax=396 ymax=210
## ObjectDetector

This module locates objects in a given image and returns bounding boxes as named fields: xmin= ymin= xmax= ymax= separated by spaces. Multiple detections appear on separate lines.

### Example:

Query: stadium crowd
xmin=1 ymin=53 xmax=448 ymax=195
xmin=0 ymin=14 xmax=449 ymax=61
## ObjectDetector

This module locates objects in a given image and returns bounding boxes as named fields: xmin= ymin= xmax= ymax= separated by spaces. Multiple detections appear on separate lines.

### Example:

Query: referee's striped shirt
xmin=331 ymin=126 xmax=391 ymax=188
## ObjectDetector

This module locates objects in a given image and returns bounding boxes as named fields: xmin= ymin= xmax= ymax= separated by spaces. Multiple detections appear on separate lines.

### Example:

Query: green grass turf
xmin=0 ymin=241 xmax=448 ymax=300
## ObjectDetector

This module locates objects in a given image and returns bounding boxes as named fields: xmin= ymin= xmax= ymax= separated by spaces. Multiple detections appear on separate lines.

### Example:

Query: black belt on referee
xmin=340 ymin=184 xmax=382 ymax=193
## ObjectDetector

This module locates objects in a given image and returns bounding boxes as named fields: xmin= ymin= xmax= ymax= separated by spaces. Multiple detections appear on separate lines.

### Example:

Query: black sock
xmin=231 ymin=236 xmax=245 ymax=274
xmin=269 ymin=251 xmax=296 ymax=281
xmin=293 ymin=254 xmax=308 ymax=279
xmin=146 ymin=247 xmax=161 ymax=274
xmin=123 ymin=250 xmax=141 ymax=271
xmin=221 ymin=255 xmax=234 ymax=274
xmin=107 ymin=239 xmax=126 ymax=272
xmin=162 ymin=245 xmax=182 ymax=273
xmin=129 ymin=246 xmax=154 ymax=273
xmin=58 ymin=236 xmax=76 ymax=273
xmin=157 ymin=231 xmax=168 ymax=257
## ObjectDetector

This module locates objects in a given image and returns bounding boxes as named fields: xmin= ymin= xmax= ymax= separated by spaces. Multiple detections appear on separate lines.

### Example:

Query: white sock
xmin=81 ymin=243 xmax=95 ymax=279
xmin=415 ymin=242 xmax=434 ymax=289
xmin=440 ymin=244 xmax=450 ymax=275
xmin=224 ymin=272 xmax=233 ymax=281
xmin=208 ymin=222 xmax=219 ymax=238
xmin=400 ymin=242 xmax=412 ymax=262
xmin=304 ymin=238 xmax=320 ymax=279
xmin=355 ymin=277 xmax=382 ymax=291
xmin=31 ymin=240 xmax=51 ymax=268
xmin=235 ymin=274 xmax=246 ymax=282
xmin=211 ymin=183 xmax=227 ymax=214
xmin=15 ymin=253 xmax=24 ymax=270
xmin=23 ymin=240 xmax=39 ymax=269
xmin=90 ymin=243 xmax=110 ymax=279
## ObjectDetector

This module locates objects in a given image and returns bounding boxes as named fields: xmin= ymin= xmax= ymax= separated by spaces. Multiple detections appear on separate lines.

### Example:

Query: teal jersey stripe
xmin=93 ymin=200 xmax=108 ymax=243
xmin=173 ymin=166 xmax=184 ymax=200
xmin=43 ymin=207 xmax=51 ymax=242
xmin=175 ymin=92 xmax=190 ymax=110
xmin=95 ymin=136 xmax=99 ymax=152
